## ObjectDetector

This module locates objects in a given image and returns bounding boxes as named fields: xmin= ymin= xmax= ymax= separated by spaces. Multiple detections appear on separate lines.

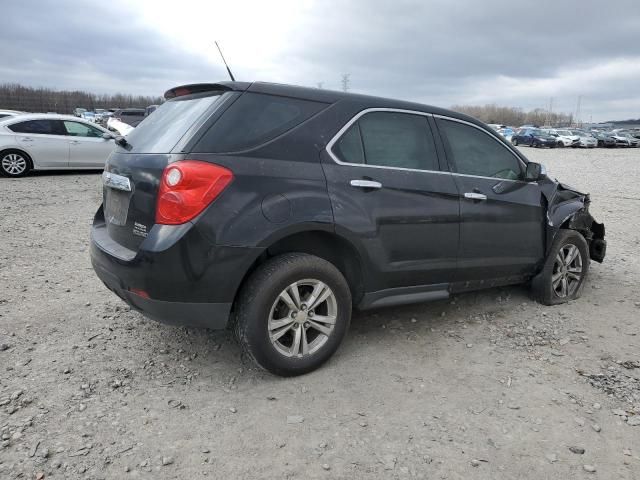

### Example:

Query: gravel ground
xmin=0 ymin=147 xmax=639 ymax=479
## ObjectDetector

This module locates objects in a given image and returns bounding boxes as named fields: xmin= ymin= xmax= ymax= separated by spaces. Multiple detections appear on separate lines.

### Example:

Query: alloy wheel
xmin=268 ymin=279 xmax=337 ymax=358
xmin=552 ymin=244 xmax=583 ymax=298
xmin=1 ymin=153 xmax=27 ymax=176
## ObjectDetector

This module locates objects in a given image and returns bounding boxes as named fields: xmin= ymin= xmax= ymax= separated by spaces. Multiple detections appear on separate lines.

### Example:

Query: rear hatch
xmin=101 ymin=88 xmax=235 ymax=252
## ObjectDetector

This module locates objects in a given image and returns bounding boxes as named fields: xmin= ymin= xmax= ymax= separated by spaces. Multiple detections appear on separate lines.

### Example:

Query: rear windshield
xmin=123 ymin=93 xmax=224 ymax=153
xmin=193 ymin=92 xmax=327 ymax=153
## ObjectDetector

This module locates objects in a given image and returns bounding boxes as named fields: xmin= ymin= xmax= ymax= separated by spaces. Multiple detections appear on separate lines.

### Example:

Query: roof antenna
xmin=215 ymin=41 xmax=236 ymax=82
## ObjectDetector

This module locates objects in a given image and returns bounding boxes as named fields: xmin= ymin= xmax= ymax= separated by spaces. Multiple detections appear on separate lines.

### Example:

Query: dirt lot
xmin=0 ymin=147 xmax=639 ymax=479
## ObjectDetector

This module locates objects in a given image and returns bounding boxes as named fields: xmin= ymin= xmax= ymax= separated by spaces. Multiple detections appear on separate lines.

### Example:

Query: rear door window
xmin=194 ymin=93 xmax=327 ymax=153
xmin=333 ymin=123 xmax=365 ymax=164
xmin=8 ymin=119 xmax=64 ymax=135
xmin=123 ymin=93 xmax=226 ymax=153
xmin=332 ymin=111 xmax=439 ymax=171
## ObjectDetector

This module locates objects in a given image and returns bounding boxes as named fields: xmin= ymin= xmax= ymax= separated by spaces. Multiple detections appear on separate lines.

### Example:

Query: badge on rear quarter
xmin=132 ymin=222 xmax=148 ymax=238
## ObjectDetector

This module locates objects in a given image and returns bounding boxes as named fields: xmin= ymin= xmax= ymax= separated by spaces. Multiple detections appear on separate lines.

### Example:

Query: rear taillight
xmin=155 ymin=160 xmax=233 ymax=225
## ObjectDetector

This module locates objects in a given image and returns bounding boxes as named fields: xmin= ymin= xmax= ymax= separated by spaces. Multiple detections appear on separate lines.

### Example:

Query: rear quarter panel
xmin=190 ymin=153 xmax=334 ymax=247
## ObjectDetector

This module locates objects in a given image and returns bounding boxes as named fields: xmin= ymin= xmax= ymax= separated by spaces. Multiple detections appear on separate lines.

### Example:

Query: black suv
xmin=90 ymin=81 xmax=606 ymax=376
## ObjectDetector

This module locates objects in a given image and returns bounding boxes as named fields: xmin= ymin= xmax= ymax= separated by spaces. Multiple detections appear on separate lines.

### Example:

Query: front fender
xmin=543 ymin=181 xmax=606 ymax=262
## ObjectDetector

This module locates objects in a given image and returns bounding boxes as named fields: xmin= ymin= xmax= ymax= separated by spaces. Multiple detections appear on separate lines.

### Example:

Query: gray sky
xmin=2 ymin=0 xmax=640 ymax=121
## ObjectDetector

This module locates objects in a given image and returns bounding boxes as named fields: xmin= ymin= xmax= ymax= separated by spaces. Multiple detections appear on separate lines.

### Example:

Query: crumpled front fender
xmin=542 ymin=180 xmax=606 ymax=263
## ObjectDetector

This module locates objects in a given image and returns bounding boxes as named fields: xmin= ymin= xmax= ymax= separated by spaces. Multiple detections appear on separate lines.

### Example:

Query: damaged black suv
xmin=90 ymin=81 xmax=606 ymax=376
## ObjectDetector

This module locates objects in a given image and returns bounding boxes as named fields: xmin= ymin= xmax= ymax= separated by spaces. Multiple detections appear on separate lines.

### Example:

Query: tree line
xmin=450 ymin=104 xmax=574 ymax=127
xmin=1 ymin=82 xmax=580 ymax=127
xmin=0 ymin=83 xmax=163 ymax=114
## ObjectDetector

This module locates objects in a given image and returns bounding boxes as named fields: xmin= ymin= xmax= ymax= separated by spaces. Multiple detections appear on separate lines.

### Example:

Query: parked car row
xmin=0 ymin=113 xmax=116 ymax=177
xmin=0 ymin=103 xmax=158 ymax=176
xmin=73 ymin=105 xmax=158 ymax=129
xmin=489 ymin=124 xmax=640 ymax=148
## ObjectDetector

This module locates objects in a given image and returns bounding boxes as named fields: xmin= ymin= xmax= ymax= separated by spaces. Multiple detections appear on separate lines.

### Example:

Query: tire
xmin=232 ymin=253 xmax=352 ymax=376
xmin=0 ymin=150 xmax=32 ymax=178
xmin=531 ymin=230 xmax=590 ymax=306
xmin=556 ymin=141 xmax=564 ymax=148
xmin=512 ymin=138 xmax=518 ymax=146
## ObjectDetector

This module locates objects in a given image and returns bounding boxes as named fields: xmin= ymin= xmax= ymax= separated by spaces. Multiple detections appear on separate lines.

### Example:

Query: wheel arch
xmin=0 ymin=148 xmax=34 ymax=169
xmin=0 ymin=147 xmax=36 ymax=176
xmin=231 ymin=229 xmax=365 ymax=312
xmin=547 ymin=201 xmax=605 ymax=262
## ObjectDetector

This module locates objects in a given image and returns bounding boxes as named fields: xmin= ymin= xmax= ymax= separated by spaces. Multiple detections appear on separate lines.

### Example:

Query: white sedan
xmin=0 ymin=109 xmax=24 ymax=120
xmin=0 ymin=114 xmax=116 ymax=177
xmin=545 ymin=129 xmax=580 ymax=147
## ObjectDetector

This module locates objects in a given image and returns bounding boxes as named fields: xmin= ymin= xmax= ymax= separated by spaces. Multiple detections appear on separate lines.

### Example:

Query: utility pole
xmin=575 ymin=95 xmax=582 ymax=127
xmin=341 ymin=74 xmax=351 ymax=92
xmin=549 ymin=97 xmax=553 ymax=126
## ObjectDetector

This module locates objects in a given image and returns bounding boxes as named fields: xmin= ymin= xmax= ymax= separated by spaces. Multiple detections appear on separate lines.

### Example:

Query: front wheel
xmin=512 ymin=138 xmax=519 ymax=146
xmin=531 ymin=230 xmax=590 ymax=305
xmin=233 ymin=253 xmax=352 ymax=376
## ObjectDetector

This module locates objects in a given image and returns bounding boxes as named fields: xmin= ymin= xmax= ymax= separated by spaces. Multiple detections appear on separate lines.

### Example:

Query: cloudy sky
xmin=2 ymin=0 xmax=640 ymax=121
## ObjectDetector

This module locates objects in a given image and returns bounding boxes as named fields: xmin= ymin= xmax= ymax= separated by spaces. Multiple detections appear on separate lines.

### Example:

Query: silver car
xmin=0 ymin=109 xmax=24 ymax=120
xmin=569 ymin=130 xmax=598 ymax=148
xmin=0 ymin=114 xmax=116 ymax=177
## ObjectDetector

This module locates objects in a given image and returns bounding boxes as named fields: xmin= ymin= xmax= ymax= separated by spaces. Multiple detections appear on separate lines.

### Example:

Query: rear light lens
xmin=156 ymin=160 xmax=233 ymax=225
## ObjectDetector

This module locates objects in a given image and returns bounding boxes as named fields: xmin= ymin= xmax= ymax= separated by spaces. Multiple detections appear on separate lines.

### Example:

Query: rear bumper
xmin=90 ymin=207 xmax=264 ymax=329
xmin=92 ymin=258 xmax=232 ymax=328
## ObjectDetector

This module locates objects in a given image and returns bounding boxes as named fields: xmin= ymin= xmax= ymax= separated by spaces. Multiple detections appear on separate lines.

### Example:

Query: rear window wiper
xmin=115 ymin=136 xmax=132 ymax=150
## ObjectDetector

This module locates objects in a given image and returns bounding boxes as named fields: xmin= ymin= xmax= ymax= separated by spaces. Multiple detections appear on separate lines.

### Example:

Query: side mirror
xmin=102 ymin=132 xmax=115 ymax=140
xmin=524 ymin=162 xmax=546 ymax=182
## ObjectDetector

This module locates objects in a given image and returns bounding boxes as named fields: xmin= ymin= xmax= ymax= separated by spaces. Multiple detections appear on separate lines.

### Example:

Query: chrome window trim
xmin=325 ymin=108 xmax=532 ymax=184
xmin=325 ymin=107 xmax=450 ymax=176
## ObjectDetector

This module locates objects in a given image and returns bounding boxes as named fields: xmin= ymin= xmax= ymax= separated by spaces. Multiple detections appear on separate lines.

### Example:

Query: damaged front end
xmin=542 ymin=181 xmax=606 ymax=263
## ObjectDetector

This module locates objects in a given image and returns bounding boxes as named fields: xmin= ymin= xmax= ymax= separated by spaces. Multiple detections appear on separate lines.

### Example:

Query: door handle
xmin=464 ymin=192 xmax=487 ymax=201
xmin=350 ymin=179 xmax=382 ymax=189
xmin=70 ymin=140 xmax=81 ymax=145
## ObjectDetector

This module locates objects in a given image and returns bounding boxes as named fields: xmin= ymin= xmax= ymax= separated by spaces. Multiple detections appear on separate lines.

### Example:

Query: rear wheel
xmin=531 ymin=230 xmax=589 ymax=305
xmin=0 ymin=150 xmax=31 ymax=177
xmin=233 ymin=253 xmax=352 ymax=376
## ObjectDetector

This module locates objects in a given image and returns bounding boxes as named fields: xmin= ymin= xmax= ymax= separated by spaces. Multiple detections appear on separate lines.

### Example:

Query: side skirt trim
xmin=359 ymin=284 xmax=449 ymax=310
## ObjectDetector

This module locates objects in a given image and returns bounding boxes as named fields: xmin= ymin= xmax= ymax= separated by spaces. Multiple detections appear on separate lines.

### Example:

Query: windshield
xmin=122 ymin=92 xmax=226 ymax=153
xmin=557 ymin=130 xmax=571 ymax=136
